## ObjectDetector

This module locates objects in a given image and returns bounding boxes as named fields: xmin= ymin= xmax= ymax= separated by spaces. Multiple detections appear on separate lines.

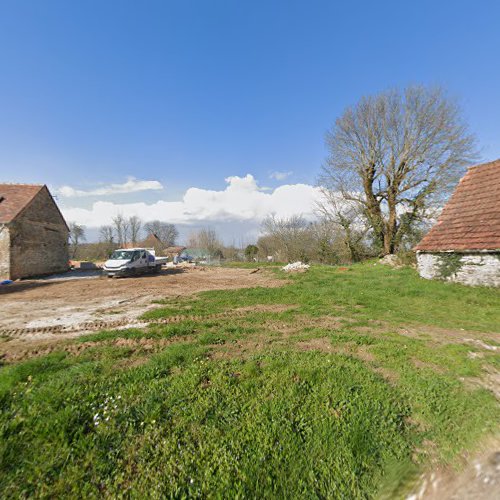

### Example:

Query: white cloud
xmin=57 ymin=177 xmax=164 ymax=197
xmin=269 ymin=170 xmax=293 ymax=181
xmin=60 ymin=174 xmax=324 ymax=228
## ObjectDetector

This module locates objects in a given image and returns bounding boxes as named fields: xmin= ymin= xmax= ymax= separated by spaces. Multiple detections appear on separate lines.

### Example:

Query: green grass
xmin=144 ymin=263 xmax=499 ymax=332
xmin=0 ymin=263 xmax=499 ymax=498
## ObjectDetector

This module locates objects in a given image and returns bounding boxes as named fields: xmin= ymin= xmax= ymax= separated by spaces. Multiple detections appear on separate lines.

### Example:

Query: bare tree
xmin=112 ymin=214 xmax=130 ymax=246
xmin=99 ymin=225 xmax=115 ymax=245
xmin=261 ymin=215 xmax=314 ymax=262
xmin=310 ymin=220 xmax=337 ymax=264
xmin=316 ymin=191 xmax=369 ymax=262
xmin=188 ymin=227 xmax=223 ymax=258
xmin=68 ymin=222 xmax=86 ymax=259
xmin=98 ymin=225 xmax=116 ymax=257
xmin=128 ymin=216 xmax=142 ymax=245
xmin=319 ymin=85 xmax=477 ymax=255
xmin=144 ymin=220 xmax=178 ymax=246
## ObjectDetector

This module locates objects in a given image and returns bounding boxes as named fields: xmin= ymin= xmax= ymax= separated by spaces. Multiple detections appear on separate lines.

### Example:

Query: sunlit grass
xmin=0 ymin=263 xmax=498 ymax=497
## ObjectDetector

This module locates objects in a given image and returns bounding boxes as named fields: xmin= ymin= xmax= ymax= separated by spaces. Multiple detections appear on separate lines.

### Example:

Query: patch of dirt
xmin=0 ymin=334 xmax=194 ymax=363
xmin=354 ymin=345 xmax=377 ymax=363
xmin=295 ymin=337 xmax=378 ymax=362
xmin=353 ymin=325 xmax=383 ymax=333
xmin=412 ymin=357 xmax=447 ymax=374
xmin=296 ymin=337 xmax=335 ymax=352
xmin=398 ymin=325 xmax=500 ymax=347
xmin=463 ymin=366 xmax=500 ymax=400
xmin=115 ymin=355 xmax=151 ymax=369
xmin=287 ymin=315 xmax=345 ymax=330
xmin=0 ymin=267 xmax=283 ymax=339
xmin=250 ymin=315 xmax=344 ymax=338
xmin=463 ymin=338 xmax=499 ymax=352
xmin=371 ymin=365 xmax=400 ymax=385
xmin=302 ymin=316 xmax=347 ymax=330
xmin=409 ymin=437 xmax=500 ymax=500
xmin=259 ymin=320 xmax=298 ymax=335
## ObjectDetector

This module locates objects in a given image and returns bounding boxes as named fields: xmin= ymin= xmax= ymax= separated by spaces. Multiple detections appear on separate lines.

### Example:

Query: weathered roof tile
xmin=415 ymin=160 xmax=500 ymax=251
xmin=0 ymin=184 xmax=44 ymax=224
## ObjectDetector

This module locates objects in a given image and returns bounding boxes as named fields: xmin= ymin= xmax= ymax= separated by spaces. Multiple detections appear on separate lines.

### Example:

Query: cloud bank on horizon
xmin=59 ymin=174 xmax=324 ymax=230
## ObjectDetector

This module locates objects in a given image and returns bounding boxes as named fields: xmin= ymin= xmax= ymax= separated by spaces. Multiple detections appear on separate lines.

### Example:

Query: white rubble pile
xmin=282 ymin=261 xmax=310 ymax=272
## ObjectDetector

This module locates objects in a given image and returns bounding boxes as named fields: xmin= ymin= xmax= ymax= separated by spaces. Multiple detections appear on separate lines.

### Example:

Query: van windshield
xmin=110 ymin=250 xmax=135 ymax=260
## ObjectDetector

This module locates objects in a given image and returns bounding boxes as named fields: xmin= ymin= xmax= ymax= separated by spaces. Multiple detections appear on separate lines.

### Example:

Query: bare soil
xmin=0 ymin=266 xmax=283 ymax=336
xmin=408 ymin=437 xmax=500 ymax=500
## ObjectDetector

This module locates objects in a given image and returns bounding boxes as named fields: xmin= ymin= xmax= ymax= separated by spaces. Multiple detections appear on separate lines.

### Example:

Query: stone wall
xmin=0 ymin=225 xmax=10 ymax=280
xmin=8 ymin=187 xmax=69 ymax=280
xmin=417 ymin=251 xmax=500 ymax=287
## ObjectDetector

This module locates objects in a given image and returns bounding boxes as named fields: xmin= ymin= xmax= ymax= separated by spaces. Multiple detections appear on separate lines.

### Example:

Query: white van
xmin=103 ymin=248 xmax=168 ymax=277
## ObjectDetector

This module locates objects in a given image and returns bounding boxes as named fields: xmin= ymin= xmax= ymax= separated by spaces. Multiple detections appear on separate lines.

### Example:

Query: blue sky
xmin=1 ymin=0 xmax=499 ymax=242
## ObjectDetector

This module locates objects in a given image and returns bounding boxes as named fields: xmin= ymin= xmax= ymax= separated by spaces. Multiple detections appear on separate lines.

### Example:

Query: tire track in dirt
xmin=0 ymin=310 xmax=253 ymax=339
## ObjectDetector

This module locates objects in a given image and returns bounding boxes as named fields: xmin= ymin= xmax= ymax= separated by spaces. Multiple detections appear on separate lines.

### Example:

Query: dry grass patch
xmin=296 ymin=337 xmax=335 ymax=352
xmin=0 ymin=335 xmax=194 ymax=363
xmin=464 ymin=367 xmax=500 ymax=400
xmin=234 ymin=304 xmax=297 ymax=314
xmin=412 ymin=357 xmax=448 ymax=374
xmin=398 ymin=324 xmax=500 ymax=347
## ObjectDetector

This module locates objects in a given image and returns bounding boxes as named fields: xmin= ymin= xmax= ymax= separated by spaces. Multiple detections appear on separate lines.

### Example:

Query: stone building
xmin=0 ymin=184 xmax=69 ymax=280
xmin=415 ymin=160 xmax=500 ymax=287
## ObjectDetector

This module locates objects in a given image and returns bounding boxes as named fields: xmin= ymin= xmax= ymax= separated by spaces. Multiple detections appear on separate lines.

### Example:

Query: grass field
xmin=1 ymin=263 xmax=499 ymax=497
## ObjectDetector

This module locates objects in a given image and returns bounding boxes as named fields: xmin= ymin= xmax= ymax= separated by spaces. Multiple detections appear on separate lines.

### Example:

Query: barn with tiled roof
xmin=0 ymin=184 xmax=69 ymax=280
xmin=415 ymin=160 xmax=500 ymax=286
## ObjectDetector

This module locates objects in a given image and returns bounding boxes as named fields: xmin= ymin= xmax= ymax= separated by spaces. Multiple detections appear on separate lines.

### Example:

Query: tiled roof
xmin=415 ymin=160 xmax=500 ymax=251
xmin=122 ymin=234 xmax=165 ymax=249
xmin=0 ymin=184 xmax=44 ymax=224
xmin=164 ymin=246 xmax=186 ymax=254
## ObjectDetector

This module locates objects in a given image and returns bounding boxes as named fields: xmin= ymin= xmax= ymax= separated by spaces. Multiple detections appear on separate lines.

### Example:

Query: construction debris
xmin=379 ymin=254 xmax=401 ymax=267
xmin=282 ymin=261 xmax=310 ymax=272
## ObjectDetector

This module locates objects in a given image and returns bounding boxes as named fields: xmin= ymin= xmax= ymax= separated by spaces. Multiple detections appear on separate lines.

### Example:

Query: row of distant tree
xmin=254 ymin=214 xmax=427 ymax=264
xmin=70 ymin=85 xmax=476 ymax=264
xmin=69 ymin=210 xmax=425 ymax=265
xmin=98 ymin=216 xmax=179 ymax=248
xmin=68 ymin=216 xmax=178 ymax=260
xmin=69 ymin=216 xmax=230 ymax=262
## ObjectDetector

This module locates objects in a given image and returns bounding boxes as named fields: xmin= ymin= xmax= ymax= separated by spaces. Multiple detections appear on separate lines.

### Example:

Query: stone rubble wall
xmin=417 ymin=251 xmax=500 ymax=287
xmin=8 ymin=188 xmax=69 ymax=280
xmin=0 ymin=225 xmax=10 ymax=280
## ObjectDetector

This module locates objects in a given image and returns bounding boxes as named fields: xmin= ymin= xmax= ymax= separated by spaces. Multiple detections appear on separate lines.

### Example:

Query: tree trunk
xmin=383 ymin=193 xmax=398 ymax=254
xmin=361 ymin=162 xmax=386 ymax=254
